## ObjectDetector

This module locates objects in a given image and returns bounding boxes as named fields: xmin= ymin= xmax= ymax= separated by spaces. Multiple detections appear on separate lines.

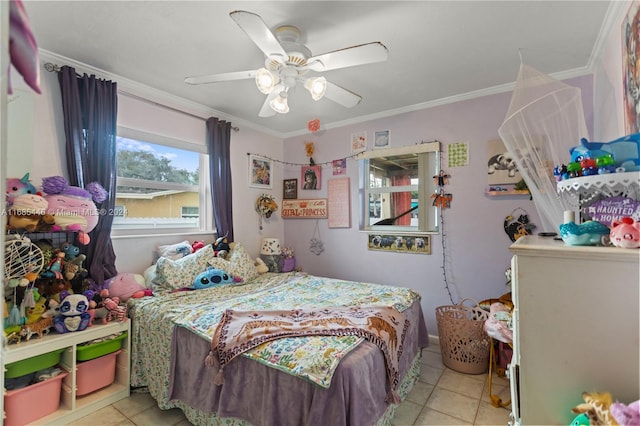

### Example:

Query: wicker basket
xmin=435 ymin=298 xmax=491 ymax=374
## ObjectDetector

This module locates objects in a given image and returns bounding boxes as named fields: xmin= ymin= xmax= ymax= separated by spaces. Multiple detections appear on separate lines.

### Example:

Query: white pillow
xmin=153 ymin=244 xmax=215 ymax=292
xmin=208 ymin=243 xmax=258 ymax=282
xmin=156 ymin=240 xmax=193 ymax=261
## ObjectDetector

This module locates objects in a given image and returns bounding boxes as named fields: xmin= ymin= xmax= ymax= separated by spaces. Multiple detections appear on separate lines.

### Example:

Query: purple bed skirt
xmin=168 ymin=301 xmax=428 ymax=426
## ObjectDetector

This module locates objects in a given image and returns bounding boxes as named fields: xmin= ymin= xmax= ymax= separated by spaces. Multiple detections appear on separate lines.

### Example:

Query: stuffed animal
xmin=106 ymin=272 xmax=147 ymax=302
xmin=191 ymin=240 xmax=205 ymax=252
xmin=192 ymin=267 xmax=242 ymax=289
xmin=53 ymin=290 xmax=94 ymax=333
xmin=6 ymin=193 xmax=49 ymax=232
xmin=213 ymin=235 xmax=231 ymax=259
xmin=59 ymin=242 xmax=87 ymax=280
xmin=610 ymin=217 xmax=640 ymax=249
xmin=610 ymin=400 xmax=640 ymax=426
xmin=6 ymin=173 xmax=38 ymax=206
xmin=42 ymin=176 xmax=108 ymax=244
xmin=255 ymin=258 xmax=269 ymax=274
xmin=35 ymin=213 xmax=56 ymax=232
xmin=572 ymin=391 xmax=619 ymax=426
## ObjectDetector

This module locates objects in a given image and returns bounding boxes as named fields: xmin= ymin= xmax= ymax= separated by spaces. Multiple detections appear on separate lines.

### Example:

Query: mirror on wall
xmin=359 ymin=142 xmax=440 ymax=234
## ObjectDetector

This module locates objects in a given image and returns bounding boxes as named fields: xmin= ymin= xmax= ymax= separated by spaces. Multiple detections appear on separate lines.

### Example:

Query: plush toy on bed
xmin=213 ymin=235 xmax=231 ymax=259
xmin=106 ymin=272 xmax=148 ymax=302
xmin=53 ymin=290 xmax=94 ymax=333
xmin=192 ymin=267 xmax=243 ymax=289
xmin=255 ymin=258 xmax=269 ymax=274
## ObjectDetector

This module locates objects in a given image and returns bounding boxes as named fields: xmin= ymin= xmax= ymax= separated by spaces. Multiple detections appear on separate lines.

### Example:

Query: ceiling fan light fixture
xmin=256 ymin=68 xmax=278 ymax=94
xmin=305 ymin=76 xmax=327 ymax=101
xmin=269 ymin=91 xmax=289 ymax=114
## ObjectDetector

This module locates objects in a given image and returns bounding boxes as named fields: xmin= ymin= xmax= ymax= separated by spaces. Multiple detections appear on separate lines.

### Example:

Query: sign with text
xmin=281 ymin=199 xmax=328 ymax=219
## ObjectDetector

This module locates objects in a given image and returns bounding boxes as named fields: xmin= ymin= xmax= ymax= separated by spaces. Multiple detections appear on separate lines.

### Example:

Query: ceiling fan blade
xmin=184 ymin=70 xmax=257 ymax=85
xmin=324 ymin=81 xmax=362 ymax=108
xmin=307 ymin=42 xmax=388 ymax=72
xmin=230 ymin=10 xmax=287 ymax=61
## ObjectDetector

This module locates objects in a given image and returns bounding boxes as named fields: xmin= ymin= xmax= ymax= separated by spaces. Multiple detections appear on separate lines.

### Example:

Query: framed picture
xmin=623 ymin=1 xmax=640 ymax=133
xmin=248 ymin=155 xmax=273 ymax=189
xmin=301 ymin=165 xmax=321 ymax=190
xmin=374 ymin=130 xmax=390 ymax=148
xmin=368 ymin=234 xmax=430 ymax=254
xmin=283 ymin=178 xmax=298 ymax=199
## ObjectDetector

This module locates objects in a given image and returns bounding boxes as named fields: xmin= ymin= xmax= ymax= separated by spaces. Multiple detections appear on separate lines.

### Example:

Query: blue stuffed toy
xmin=53 ymin=290 xmax=94 ymax=333
xmin=193 ymin=267 xmax=242 ymax=290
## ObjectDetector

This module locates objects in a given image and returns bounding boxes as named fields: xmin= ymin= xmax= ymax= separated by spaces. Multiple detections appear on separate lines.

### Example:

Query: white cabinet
xmin=508 ymin=236 xmax=639 ymax=426
xmin=3 ymin=320 xmax=130 ymax=425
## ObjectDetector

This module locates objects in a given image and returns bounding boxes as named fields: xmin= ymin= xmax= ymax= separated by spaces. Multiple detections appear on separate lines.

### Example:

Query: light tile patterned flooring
xmin=69 ymin=342 xmax=512 ymax=426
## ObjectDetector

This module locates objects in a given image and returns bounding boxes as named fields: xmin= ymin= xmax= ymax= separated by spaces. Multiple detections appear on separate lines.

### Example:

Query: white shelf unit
xmin=508 ymin=236 xmax=639 ymax=425
xmin=557 ymin=171 xmax=640 ymax=210
xmin=3 ymin=320 xmax=130 ymax=425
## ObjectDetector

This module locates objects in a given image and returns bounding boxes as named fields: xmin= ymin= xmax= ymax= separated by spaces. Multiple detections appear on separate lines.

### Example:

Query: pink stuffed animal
xmin=610 ymin=217 xmax=640 ymax=249
xmin=611 ymin=400 xmax=640 ymax=426
xmin=106 ymin=273 xmax=148 ymax=302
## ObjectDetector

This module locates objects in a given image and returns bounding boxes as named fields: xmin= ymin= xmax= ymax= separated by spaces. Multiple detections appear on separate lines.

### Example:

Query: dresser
xmin=508 ymin=236 xmax=639 ymax=425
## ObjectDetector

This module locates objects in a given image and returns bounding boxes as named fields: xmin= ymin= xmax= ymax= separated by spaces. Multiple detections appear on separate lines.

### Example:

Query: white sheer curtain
xmin=498 ymin=64 xmax=590 ymax=232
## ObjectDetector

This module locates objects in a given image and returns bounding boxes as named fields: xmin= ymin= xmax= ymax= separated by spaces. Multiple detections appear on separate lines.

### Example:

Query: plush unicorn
xmin=6 ymin=172 xmax=38 ymax=206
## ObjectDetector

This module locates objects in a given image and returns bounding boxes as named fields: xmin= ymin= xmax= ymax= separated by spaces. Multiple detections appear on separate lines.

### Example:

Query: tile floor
xmin=69 ymin=342 xmax=512 ymax=426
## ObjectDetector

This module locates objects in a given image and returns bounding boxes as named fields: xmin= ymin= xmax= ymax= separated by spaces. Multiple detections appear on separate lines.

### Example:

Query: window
xmin=360 ymin=142 xmax=440 ymax=233
xmin=181 ymin=206 xmax=199 ymax=218
xmin=112 ymin=127 xmax=211 ymax=233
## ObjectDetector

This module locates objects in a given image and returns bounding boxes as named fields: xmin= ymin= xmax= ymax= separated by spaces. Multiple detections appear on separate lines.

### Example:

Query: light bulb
xmin=305 ymin=76 xmax=327 ymax=100
xmin=255 ymin=68 xmax=278 ymax=94
xmin=269 ymin=91 xmax=290 ymax=114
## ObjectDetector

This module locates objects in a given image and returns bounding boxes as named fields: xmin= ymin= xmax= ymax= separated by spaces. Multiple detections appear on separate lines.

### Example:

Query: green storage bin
xmin=76 ymin=332 xmax=127 ymax=361
xmin=5 ymin=348 xmax=65 ymax=379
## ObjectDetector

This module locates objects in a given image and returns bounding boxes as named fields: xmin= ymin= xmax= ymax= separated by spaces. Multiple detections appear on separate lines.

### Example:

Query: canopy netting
xmin=498 ymin=63 xmax=590 ymax=232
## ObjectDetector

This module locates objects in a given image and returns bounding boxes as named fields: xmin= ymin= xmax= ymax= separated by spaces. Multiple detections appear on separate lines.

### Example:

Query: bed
xmin=129 ymin=243 xmax=429 ymax=426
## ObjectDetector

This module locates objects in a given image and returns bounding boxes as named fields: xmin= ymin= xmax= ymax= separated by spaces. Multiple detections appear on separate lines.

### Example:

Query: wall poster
xmin=327 ymin=177 xmax=350 ymax=228
xmin=281 ymin=199 xmax=328 ymax=219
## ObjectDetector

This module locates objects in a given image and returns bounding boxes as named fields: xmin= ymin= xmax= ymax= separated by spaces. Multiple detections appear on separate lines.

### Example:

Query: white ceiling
xmin=23 ymin=1 xmax=614 ymax=137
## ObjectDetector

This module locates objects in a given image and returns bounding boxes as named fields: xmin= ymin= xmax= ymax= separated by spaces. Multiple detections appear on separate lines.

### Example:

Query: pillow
xmin=208 ymin=243 xmax=258 ymax=282
xmin=154 ymin=244 xmax=215 ymax=292
xmin=143 ymin=264 xmax=157 ymax=288
xmin=156 ymin=240 xmax=193 ymax=261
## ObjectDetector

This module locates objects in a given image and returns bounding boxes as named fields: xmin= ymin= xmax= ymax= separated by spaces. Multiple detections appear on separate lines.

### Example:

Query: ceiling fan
xmin=184 ymin=10 xmax=388 ymax=117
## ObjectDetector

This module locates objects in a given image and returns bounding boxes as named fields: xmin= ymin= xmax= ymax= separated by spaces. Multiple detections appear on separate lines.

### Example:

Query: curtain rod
xmin=43 ymin=62 xmax=239 ymax=132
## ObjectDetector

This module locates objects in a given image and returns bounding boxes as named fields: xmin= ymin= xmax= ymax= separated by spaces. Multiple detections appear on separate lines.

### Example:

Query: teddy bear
xmin=53 ymin=290 xmax=94 ymax=333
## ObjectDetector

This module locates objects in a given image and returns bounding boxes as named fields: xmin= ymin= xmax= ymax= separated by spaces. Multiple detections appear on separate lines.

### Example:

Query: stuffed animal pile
xmin=571 ymin=391 xmax=640 ymax=426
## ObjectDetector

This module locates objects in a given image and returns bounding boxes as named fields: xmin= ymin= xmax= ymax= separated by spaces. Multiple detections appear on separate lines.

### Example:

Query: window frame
xmin=359 ymin=142 xmax=440 ymax=234
xmin=111 ymin=126 xmax=213 ymax=236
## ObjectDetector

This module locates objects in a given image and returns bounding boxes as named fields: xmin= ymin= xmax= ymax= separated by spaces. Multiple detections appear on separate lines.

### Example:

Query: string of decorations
xmin=434 ymin=154 xmax=456 ymax=305
xmin=246 ymin=139 xmax=440 ymax=168
xmin=246 ymin=151 xmax=362 ymax=168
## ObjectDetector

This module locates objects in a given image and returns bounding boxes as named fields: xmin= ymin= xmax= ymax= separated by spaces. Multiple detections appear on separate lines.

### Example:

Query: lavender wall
xmin=282 ymin=75 xmax=594 ymax=335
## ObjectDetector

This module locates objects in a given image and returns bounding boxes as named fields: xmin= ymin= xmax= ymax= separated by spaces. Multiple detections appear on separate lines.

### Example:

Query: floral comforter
xmin=130 ymin=272 xmax=420 ymax=398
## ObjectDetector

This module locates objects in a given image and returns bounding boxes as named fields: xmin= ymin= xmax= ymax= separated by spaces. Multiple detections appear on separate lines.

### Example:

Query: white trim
xmin=118 ymin=125 xmax=207 ymax=154
xmin=358 ymin=141 xmax=440 ymax=159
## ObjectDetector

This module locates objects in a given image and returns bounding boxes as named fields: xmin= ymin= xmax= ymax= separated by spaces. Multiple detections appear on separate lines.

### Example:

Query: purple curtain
xmin=206 ymin=117 xmax=234 ymax=241
xmin=58 ymin=66 xmax=118 ymax=288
